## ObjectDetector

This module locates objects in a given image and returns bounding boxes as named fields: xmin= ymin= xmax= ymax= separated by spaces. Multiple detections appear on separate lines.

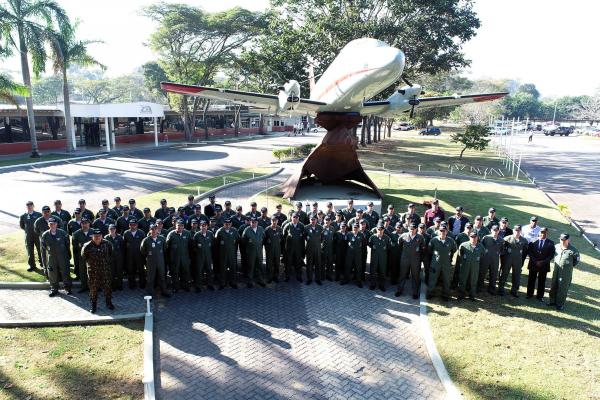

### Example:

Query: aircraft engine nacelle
xmin=278 ymin=79 xmax=301 ymax=113
xmin=380 ymin=84 xmax=423 ymax=117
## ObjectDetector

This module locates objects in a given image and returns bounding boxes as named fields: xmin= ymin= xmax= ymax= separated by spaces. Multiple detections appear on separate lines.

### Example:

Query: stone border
xmin=0 ymin=312 xmax=144 ymax=327
xmin=194 ymin=167 xmax=284 ymax=202
xmin=143 ymin=296 xmax=155 ymax=400
xmin=419 ymin=286 xmax=463 ymax=400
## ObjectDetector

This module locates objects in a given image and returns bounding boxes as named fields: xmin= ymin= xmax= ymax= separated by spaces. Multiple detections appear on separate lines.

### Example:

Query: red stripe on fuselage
xmin=161 ymin=83 xmax=205 ymax=95
xmin=313 ymin=67 xmax=379 ymax=101
xmin=473 ymin=94 xmax=506 ymax=102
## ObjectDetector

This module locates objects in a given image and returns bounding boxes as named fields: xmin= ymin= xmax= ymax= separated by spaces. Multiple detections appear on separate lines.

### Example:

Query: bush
xmin=272 ymin=144 xmax=316 ymax=160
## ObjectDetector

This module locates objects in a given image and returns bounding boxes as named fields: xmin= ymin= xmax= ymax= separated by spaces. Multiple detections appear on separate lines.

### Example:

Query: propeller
xmin=408 ymin=95 xmax=419 ymax=118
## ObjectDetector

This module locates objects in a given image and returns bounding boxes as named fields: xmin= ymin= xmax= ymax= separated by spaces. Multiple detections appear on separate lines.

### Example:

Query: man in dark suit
xmin=448 ymin=206 xmax=469 ymax=238
xmin=526 ymin=227 xmax=554 ymax=301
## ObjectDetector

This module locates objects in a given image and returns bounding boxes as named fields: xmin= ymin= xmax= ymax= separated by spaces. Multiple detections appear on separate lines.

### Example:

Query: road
xmin=0 ymin=133 xmax=322 ymax=235
xmin=508 ymin=133 xmax=600 ymax=245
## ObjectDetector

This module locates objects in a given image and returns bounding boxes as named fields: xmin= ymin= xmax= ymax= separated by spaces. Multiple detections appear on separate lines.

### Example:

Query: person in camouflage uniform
xmin=40 ymin=218 xmax=72 ymax=296
xmin=81 ymin=229 xmax=114 ymax=313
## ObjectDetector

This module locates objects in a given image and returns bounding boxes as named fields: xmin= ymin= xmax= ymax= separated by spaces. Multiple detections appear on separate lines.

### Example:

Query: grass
xmin=0 ymin=154 xmax=71 ymax=168
xmin=0 ymin=321 xmax=143 ymax=400
xmin=0 ymin=167 xmax=274 ymax=283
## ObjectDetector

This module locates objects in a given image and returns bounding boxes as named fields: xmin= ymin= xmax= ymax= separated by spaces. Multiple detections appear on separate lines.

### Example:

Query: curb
xmin=419 ymin=286 xmax=462 ymax=400
xmin=0 ymin=312 xmax=145 ymax=327
xmin=143 ymin=296 xmax=155 ymax=400
xmin=194 ymin=167 xmax=284 ymax=203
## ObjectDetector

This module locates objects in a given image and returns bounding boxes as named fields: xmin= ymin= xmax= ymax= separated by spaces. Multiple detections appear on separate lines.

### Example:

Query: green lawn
xmin=0 ymin=321 xmax=143 ymax=400
xmin=0 ymin=154 xmax=71 ymax=168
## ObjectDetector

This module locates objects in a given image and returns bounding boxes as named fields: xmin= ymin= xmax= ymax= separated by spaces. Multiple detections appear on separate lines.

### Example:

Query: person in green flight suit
xmin=52 ymin=199 xmax=71 ymax=226
xmin=283 ymin=213 xmax=305 ymax=282
xmin=20 ymin=201 xmax=43 ymax=271
xmin=293 ymin=201 xmax=309 ymax=225
xmin=264 ymin=216 xmax=283 ymax=283
xmin=426 ymin=225 xmax=457 ymax=301
xmin=382 ymin=204 xmax=400 ymax=227
xmin=499 ymin=224 xmax=529 ymax=297
xmin=341 ymin=199 xmax=356 ymax=221
xmin=419 ymin=222 xmax=433 ymax=285
xmin=215 ymin=218 xmax=240 ymax=289
xmin=242 ymin=217 xmax=266 ymax=288
xmin=364 ymin=201 xmax=379 ymax=228
xmin=451 ymin=223 xmax=474 ymax=289
xmin=472 ymin=215 xmax=490 ymax=239
xmin=321 ymin=216 xmax=335 ymax=281
xmin=482 ymin=207 xmax=500 ymax=230
xmin=105 ymin=224 xmax=125 ymax=290
xmin=457 ymin=231 xmax=485 ymax=300
xmin=333 ymin=222 xmax=348 ymax=281
xmin=140 ymin=224 xmax=170 ymax=298
xmin=342 ymin=222 xmax=365 ymax=287
xmin=166 ymin=220 xmax=193 ymax=292
xmin=258 ymin=207 xmax=271 ymax=229
xmin=40 ymin=218 xmax=72 ymax=297
xmin=123 ymin=219 xmax=146 ymax=290
xmin=478 ymin=225 xmax=503 ymax=295
xmin=192 ymin=220 xmax=215 ymax=292
xmin=547 ymin=233 xmax=580 ymax=311
xmin=35 ymin=205 xmax=63 ymax=237
xmin=81 ymin=229 xmax=114 ymax=313
xmin=395 ymin=222 xmax=426 ymax=299
xmin=304 ymin=216 xmax=324 ymax=285
xmin=388 ymin=222 xmax=403 ymax=285
xmin=368 ymin=222 xmax=390 ymax=291
xmin=96 ymin=199 xmax=119 ymax=221
xmin=72 ymin=218 xmax=93 ymax=292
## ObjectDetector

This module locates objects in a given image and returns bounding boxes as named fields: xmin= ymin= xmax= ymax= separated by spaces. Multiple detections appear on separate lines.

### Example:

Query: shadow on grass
xmin=0 ymin=263 xmax=46 ymax=282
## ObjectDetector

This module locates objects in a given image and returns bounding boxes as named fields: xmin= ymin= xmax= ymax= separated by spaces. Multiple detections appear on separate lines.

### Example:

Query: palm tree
xmin=0 ymin=0 xmax=69 ymax=157
xmin=50 ymin=21 xmax=104 ymax=152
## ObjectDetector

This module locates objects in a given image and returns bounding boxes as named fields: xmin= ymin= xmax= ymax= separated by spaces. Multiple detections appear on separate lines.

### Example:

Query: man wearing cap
xmin=237 ymin=217 xmax=250 ymax=276
xmin=342 ymin=222 xmax=365 ymax=286
xmin=67 ymin=208 xmax=82 ymax=237
xmin=473 ymin=216 xmax=490 ymax=239
xmin=72 ymin=218 xmax=94 ymax=290
xmin=321 ymin=217 xmax=335 ymax=281
xmin=154 ymin=199 xmax=170 ymax=221
xmin=245 ymin=202 xmax=261 ymax=220
xmin=283 ymin=213 xmax=305 ymax=281
xmin=479 ymin=225 xmax=503 ymax=295
xmin=308 ymin=202 xmax=319 ymax=221
xmin=176 ymin=206 xmax=187 ymax=223
xmin=448 ymin=206 xmax=469 ymax=238
xmin=333 ymin=222 xmax=348 ymax=280
xmin=499 ymin=224 xmax=529 ymax=297
xmin=204 ymin=195 xmax=221 ymax=219
xmin=186 ymin=205 xmax=207 ymax=231
xmin=52 ymin=200 xmax=71 ymax=226
xmin=483 ymin=208 xmax=499 ymax=230
xmin=348 ymin=208 xmax=367 ymax=230
xmin=76 ymin=199 xmax=95 ymax=222
xmin=264 ymin=216 xmax=283 ymax=283
xmin=213 ymin=205 xmax=224 ymax=228
xmin=242 ymin=217 xmax=266 ymax=288
xmin=364 ymin=202 xmax=379 ymax=228
xmin=423 ymin=199 xmax=445 ymax=227
xmin=96 ymin=199 xmax=119 ymax=221
xmin=388 ymin=223 xmax=403 ymax=284
xmin=359 ymin=220 xmax=371 ymax=279
xmin=325 ymin=202 xmax=336 ymax=221
xmin=163 ymin=208 xmax=176 ymax=231
xmin=183 ymin=195 xmax=196 ymax=217
xmin=401 ymin=203 xmax=421 ymax=227
xmin=458 ymin=232 xmax=484 ymax=300
xmin=498 ymin=218 xmax=513 ymax=240
xmin=426 ymin=217 xmax=442 ymax=238
xmin=215 ymin=218 xmax=240 ymax=289
xmin=232 ymin=206 xmax=247 ymax=229
xmin=368 ymin=223 xmax=391 ymax=291
xmin=141 ymin=224 xmax=170 ymax=297
xmin=138 ymin=208 xmax=156 ymax=234
xmin=192 ymin=220 xmax=215 ymax=291
xmin=383 ymin=204 xmax=400 ymax=227
xmin=115 ymin=206 xmax=131 ymax=234
xmin=81 ymin=229 xmax=114 ymax=313
xmin=395 ymin=222 xmax=426 ymax=299
xmin=20 ymin=201 xmax=43 ymax=271
xmin=92 ymin=209 xmax=115 ymax=236
xmin=522 ymin=216 xmax=541 ymax=243
xmin=526 ymin=228 xmax=554 ymax=300
xmin=40 ymin=218 xmax=72 ymax=297
xmin=34 ymin=205 xmax=59 ymax=237
xmin=112 ymin=197 xmax=124 ymax=216
xmin=332 ymin=211 xmax=344 ymax=231
xmin=258 ymin=207 xmax=271 ymax=229
xmin=426 ymin=225 xmax=457 ymax=300
xmin=548 ymin=233 xmax=580 ymax=311
xmin=341 ymin=199 xmax=356 ymax=222
xmin=304 ymin=216 xmax=324 ymax=285
xmin=273 ymin=204 xmax=287 ymax=227
xmin=220 ymin=200 xmax=234 ymax=219
xmin=292 ymin=202 xmax=308 ymax=225
xmin=128 ymin=199 xmax=144 ymax=221
xmin=105 ymin=224 xmax=125 ymax=290
xmin=155 ymin=220 xmax=168 ymax=240
xmin=419 ymin=222 xmax=433 ymax=284
xmin=166 ymin=220 xmax=193 ymax=292
xmin=123 ymin=219 xmax=146 ymax=289
xmin=452 ymin=223 xmax=474 ymax=289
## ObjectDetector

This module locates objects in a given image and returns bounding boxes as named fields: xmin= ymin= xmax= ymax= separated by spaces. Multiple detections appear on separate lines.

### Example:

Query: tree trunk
xmin=18 ymin=26 xmax=39 ymax=157
xmin=366 ymin=116 xmax=372 ymax=144
xmin=4 ymin=118 xmax=12 ymax=143
xmin=182 ymin=95 xmax=191 ymax=141
xmin=234 ymin=105 xmax=240 ymax=137
xmin=201 ymin=99 xmax=210 ymax=140
xmin=360 ymin=116 xmax=366 ymax=146
xmin=62 ymin=67 xmax=75 ymax=152
xmin=459 ymin=146 xmax=467 ymax=159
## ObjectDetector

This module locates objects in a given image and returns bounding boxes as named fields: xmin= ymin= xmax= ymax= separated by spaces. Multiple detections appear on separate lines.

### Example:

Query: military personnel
xmin=264 ymin=216 xmax=283 ymax=283
xmin=67 ymin=208 xmax=82 ymax=236
xmin=499 ymin=224 xmax=528 ymax=297
xmin=395 ymin=222 xmax=426 ymax=299
xmin=321 ymin=216 xmax=335 ymax=281
xmin=92 ymin=209 xmax=114 ymax=236
xmin=166 ymin=220 xmax=193 ymax=292
xmin=222 ymin=200 xmax=236 ymax=219
xmin=192 ymin=220 xmax=215 ymax=292
xmin=213 ymin=205 xmax=224 ymax=227
xmin=334 ymin=222 xmax=348 ymax=280
xmin=348 ymin=208 xmax=367 ymax=229
xmin=163 ymin=207 xmax=176 ymax=230
xmin=141 ymin=224 xmax=171 ymax=297
xmin=52 ymin=200 xmax=71 ymax=226
xmin=479 ymin=225 xmax=503 ymax=294
xmin=40 ymin=218 xmax=72 ymax=297
xmin=72 ymin=218 xmax=93 ymax=291
xmin=216 ymin=218 xmax=240 ymax=288
xmin=34 ymin=205 xmax=59 ymax=237
xmin=96 ymin=199 xmax=119 ymax=220
xmin=382 ymin=216 xmax=395 ymax=236
xmin=426 ymin=226 xmax=457 ymax=300
xmin=231 ymin=205 xmax=247 ymax=229
xmin=112 ymin=196 xmax=124 ymax=216
xmin=325 ymin=202 xmax=336 ymax=221
xmin=154 ymin=198 xmax=170 ymax=221
xmin=341 ymin=199 xmax=356 ymax=221
xmin=176 ymin=206 xmax=187 ymax=224
xmin=190 ymin=218 xmax=201 ymax=235
xmin=359 ymin=220 xmax=370 ymax=280
xmin=498 ymin=217 xmax=513 ymax=239
xmin=81 ymin=229 xmax=114 ymax=313
xmin=332 ymin=211 xmax=345 ymax=231
xmin=368 ymin=223 xmax=391 ymax=291
xmin=183 ymin=194 xmax=196 ymax=216
xmin=237 ymin=217 xmax=250 ymax=275
xmin=388 ymin=223 xmax=403 ymax=284
xmin=548 ymin=233 xmax=580 ymax=311
xmin=77 ymin=199 xmax=95 ymax=221
xmin=208 ymin=217 xmax=219 ymax=234
xmin=242 ymin=217 xmax=266 ymax=287
xmin=128 ymin=199 xmax=144 ymax=221
xmin=452 ymin=223 xmax=474 ymax=289
xmin=273 ymin=204 xmax=287 ymax=227
xmin=155 ymin=219 xmax=168 ymax=240
xmin=258 ymin=207 xmax=271 ymax=229
xmin=123 ymin=219 xmax=146 ymax=289
xmin=283 ymin=213 xmax=305 ymax=282
xmin=383 ymin=204 xmax=400 ymax=227
xmin=419 ymin=222 xmax=433 ymax=284
xmin=138 ymin=208 xmax=156 ymax=234
xmin=304 ymin=216 xmax=323 ymax=285
xmin=246 ymin=201 xmax=261 ymax=220
xmin=20 ymin=201 xmax=42 ymax=271
xmin=116 ymin=205 xmax=132 ymax=234
xmin=105 ymin=224 xmax=125 ymax=290
xmin=482 ymin=207 xmax=499 ymax=230
xmin=342 ymin=222 xmax=364 ymax=286
xmin=401 ymin=203 xmax=421 ymax=226
xmin=457 ymin=232 xmax=485 ymax=300
xmin=426 ymin=217 xmax=442 ymax=238
xmin=308 ymin=202 xmax=319 ymax=220
xmin=293 ymin=201 xmax=309 ymax=225
xmin=472 ymin=215 xmax=490 ymax=239
xmin=204 ymin=195 xmax=221 ymax=218
xmin=316 ymin=210 xmax=325 ymax=226
xmin=364 ymin=201 xmax=379 ymax=228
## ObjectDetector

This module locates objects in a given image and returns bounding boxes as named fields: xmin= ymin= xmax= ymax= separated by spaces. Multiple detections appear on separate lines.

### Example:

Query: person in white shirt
xmin=522 ymin=216 xmax=541 ymax=243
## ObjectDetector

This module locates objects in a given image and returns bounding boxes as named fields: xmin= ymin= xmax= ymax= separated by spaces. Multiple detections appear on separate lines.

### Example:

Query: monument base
xmin=291 ymin=179 xmax=382 ymax=215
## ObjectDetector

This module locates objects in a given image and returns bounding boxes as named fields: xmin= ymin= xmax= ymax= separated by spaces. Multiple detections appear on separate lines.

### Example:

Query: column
xmin=104 ymin=117 xmax=111 ymax=152
xmin=153 ymin=117 xmax=158 ymax=147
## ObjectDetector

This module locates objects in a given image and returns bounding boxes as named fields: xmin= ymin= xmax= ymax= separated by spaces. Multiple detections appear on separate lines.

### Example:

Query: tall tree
xmin=0 ymin=0 xmax=70 ymax=156
xmin=0 ymin=73 xmax=28 ymax=105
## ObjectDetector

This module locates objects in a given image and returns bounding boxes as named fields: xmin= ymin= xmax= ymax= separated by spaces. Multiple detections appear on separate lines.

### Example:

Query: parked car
xmin=419 ymin=127 xmax=441 ymax=136
xmin=544 ymin=125 xmax=573 ymax=136
xmin=394 ymin=122 xmax=415 ymax=131
xmin=491 ymin=127 xmax=510 ymax=135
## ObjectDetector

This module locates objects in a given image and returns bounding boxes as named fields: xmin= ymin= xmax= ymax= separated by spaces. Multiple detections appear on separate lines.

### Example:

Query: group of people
xmin=19 ymin=194 xmax=580 ymax=313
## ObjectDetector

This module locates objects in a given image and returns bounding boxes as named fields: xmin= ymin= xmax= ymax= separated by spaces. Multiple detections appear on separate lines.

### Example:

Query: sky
xmin=0 ymin=0 xmax=597 ymax=98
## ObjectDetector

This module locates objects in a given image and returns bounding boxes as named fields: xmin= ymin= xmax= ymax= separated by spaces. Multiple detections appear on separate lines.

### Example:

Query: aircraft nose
xmin=381 ymin=47 xmax=405 ymax=75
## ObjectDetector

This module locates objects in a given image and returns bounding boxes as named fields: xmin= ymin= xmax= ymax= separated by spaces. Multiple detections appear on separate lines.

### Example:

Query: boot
xmin=49 ymin=290 xmax=59 ymax=297
xmin=90 ymin=301 xmax=97 ymax=314
xmin=107 ymin=301 xmax=115 ymax=310
xmin=369 ymin=283 xmax=376 ymax=291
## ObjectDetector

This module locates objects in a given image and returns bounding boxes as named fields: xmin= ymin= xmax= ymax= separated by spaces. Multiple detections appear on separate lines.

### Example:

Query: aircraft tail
xmin=308 ymin=64 xmax=316 ymax=97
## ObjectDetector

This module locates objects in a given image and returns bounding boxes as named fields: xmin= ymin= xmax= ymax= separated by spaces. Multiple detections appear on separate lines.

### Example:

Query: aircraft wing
xmin=416 ymin=92 xmax=508 ymax=110
xmin=160 ymin=82 xmax=327 ymax=115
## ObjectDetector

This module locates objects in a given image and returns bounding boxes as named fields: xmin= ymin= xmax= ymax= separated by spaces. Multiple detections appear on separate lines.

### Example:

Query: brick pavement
xmin=155 ymin=282 xmax=445 ymax=400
